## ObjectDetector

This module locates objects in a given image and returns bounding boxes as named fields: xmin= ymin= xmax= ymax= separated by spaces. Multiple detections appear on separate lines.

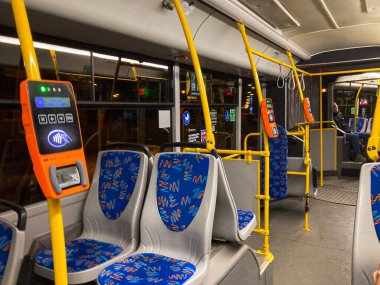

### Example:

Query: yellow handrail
xmin=173 ymin=0 xmax=215 ymax=150
xmin=11 ymin=0 xmax=68 ymax=284
xmin=49 ymin=50 xmax=60 ymax=80
xmin=237 ymin=22 xmax=272 ymax=261
xmin=367 ymin=81 xmax=380 ymax=162
xmin=319 ymin=76 xmax=324 ymax=186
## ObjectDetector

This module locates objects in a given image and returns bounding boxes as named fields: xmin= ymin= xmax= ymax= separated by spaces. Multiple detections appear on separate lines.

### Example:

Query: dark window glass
xmin=179 ymin=67 xmax=238 ymax=105
xmin=80 ymin=108 xmax=172 ymax=179
xmin=180 ymin=107 xmax=236 ymax=150
xmin=94 ymin=57 xmax=171 ymax=103
xmin=241 ymin=79 xmax=260 ymax=150
xmin=0 ymin=43 xmax=26 ymax=100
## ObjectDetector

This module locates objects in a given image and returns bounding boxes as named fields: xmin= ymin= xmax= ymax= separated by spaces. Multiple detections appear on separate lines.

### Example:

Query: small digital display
xmin=35 ymin=97 xmax=71 ymax=108
xmin=266 ymin=99 xmax=272 ymax=109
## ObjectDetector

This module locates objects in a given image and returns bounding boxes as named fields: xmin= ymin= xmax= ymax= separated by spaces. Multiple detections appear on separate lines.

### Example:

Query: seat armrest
xmin=0 ymin=199 xmax=27 ymax=231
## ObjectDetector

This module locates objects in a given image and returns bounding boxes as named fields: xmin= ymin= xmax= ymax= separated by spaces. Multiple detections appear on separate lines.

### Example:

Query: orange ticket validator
xmin=303 ymin=98 xmax=315 ymax=123
xmin=20 ymin=80 xmax=89 ymax=199
xmin=261 ymin=98 xmax=278 ymax=138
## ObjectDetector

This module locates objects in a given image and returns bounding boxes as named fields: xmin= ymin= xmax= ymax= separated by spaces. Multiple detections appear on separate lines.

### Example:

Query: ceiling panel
xmin=238 ymin=0 xmax=299 ymax=29
xmin=237 ymin=0 xmax=380 ymax=55
xmin=289 ymin=23 xmax=380 ymax=55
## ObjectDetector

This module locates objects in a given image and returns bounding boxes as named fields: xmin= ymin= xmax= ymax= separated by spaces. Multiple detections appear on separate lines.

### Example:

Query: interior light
xmin=0 ymin=35 xmax=168 ymax=70
xmin=112 ymin=93 xmax=120 ymax=98
xmin=322 ymin=88 xmax=327 ymax=93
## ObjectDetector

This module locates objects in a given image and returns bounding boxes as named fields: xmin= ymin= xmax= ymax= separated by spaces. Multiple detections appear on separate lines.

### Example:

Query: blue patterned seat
xmin=349 ymin=117 xmax=368 ymax=133
xmin=371 ymin=165 xmax=380 ymax=241
xmin=268 ymin=125 xmax=288 ymax=199
xmin=97 ymin=152 xmax=218 ymax=285
xmin=0 ymin=200 xmax=27 ymax=285
xmin=98 ymin=253 xmax=196 ymax=285
xmin=237 ymin=209 xmax=255 ymax=231
xmin=352 ymin=163 xmax=380 ymax=284
xmin=0 ymin=221 xmax=13 ymax=282
xmin=35 ymin=239 xmax=123 ymax=273
xmin=34 ymin=150 xmax=149 ymax=284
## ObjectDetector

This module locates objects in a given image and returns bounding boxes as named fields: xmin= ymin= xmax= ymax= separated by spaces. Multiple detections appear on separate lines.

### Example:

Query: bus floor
xmin=245 ymin=197 xmax=355 ymax=285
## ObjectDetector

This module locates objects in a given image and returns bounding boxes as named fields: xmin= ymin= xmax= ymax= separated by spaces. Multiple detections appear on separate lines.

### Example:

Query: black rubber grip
xmin=0 ymin=199 xmax=27 ymax=231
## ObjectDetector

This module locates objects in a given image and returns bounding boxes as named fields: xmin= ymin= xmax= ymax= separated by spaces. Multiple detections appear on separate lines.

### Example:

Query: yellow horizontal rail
xmin=288 ymin=171 xmax=307 ymax=176
xmin=250 ymin=48 xmax=312 ymax=76
xmin=287 ymin=131 xmax=305 ymax=136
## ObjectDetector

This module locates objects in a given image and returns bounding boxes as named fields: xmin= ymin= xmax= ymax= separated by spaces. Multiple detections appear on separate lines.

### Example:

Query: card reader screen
xmin=35 ymin=97 xmax=70 ymax=108
xmin=27 ymin=81 xmax=82 ymax=155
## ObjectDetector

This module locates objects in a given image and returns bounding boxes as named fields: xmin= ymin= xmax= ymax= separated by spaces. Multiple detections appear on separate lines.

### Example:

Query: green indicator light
xmin=40 ymin=86 xmax=47 ymax=93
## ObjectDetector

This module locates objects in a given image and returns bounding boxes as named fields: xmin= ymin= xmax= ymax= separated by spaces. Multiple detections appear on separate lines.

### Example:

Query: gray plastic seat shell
xmin=35 ymin=150 xmax=149 ymax=284
xmin=213 ymin=158 xmax=257 ymax=242
xmin=97 ymin=152 xmax=218 ymax=285
xmin=0 ymin=219 xmax=25 ymax=285
xmin=352 ymin=163 xmax=380 ymax=285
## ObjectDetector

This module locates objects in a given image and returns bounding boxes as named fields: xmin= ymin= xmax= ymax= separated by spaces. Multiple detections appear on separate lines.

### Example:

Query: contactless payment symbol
xmin=225 ymin=110 xmax=230 ymax=122
xmin=48 ymin=130 xmax=72 ymax=148
xmin=183 ymin=111 xmax=190 ymax=126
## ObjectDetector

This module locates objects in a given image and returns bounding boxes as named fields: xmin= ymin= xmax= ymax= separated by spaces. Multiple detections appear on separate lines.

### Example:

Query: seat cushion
xmin=157 ymin=153 xmax=209 ymax=232
xmin=237 ymin=209 xmax=255 ymax=231
xmin=371 ymin=165 xmax=380 ymax=241
xmin=98 ymin=253 xmax=196 ymax=285
xmin=98 ymin=151 xmax=142 ymax=220
xmin=0 ymin=221 xmax=12 ymax=278
xmin=35 ymin=239 xmax=123 ymax=272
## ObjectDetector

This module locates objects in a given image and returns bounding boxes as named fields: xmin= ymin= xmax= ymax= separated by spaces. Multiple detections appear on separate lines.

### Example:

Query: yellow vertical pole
xmin=237 ymin=22 xmax=273 ymax=261
xmin=354 ymin=84 xmax=364 ymax=132
xmin=173 ymin=0 xmax=215 ymax=150
xmin=49 ymin=50 xmax=60 ymax=80
xmin=304 ymin=124 xmax=310 ymax=231
xmin=287 ymin=50 xmax=312 ymax=230
xmin=367 ymin=81 xmax=380 ymax=162
xmin=11 ymin=1 xmax=68 ymax=284
xmin=319 ymin=76 xmax=324 ymax=186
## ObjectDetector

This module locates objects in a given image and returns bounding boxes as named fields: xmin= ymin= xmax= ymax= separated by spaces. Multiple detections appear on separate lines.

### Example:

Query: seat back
xmin=213 ymin=158 xmax=240 ymax=242
xmin=366 ymin=118 xmax=373 ymax=134
xmin=139 ymin=152 xmax=218 ymax=265
xmin=268 ymin=125 xmax=288 ymax=199
xmin=352 ymin=163 xmax=380 ymax=285
xmin=0 ymin=200 xmax=26 ymax=285
xmin=349 ymin=117 xmax=368 ymax=133
xmin=0 ymin=220 xmax=25 ymax=285
xmin=213 ymin=158 xmax=256 ymax=241
xmin=82 ymin=150 xmax=148 ymax=248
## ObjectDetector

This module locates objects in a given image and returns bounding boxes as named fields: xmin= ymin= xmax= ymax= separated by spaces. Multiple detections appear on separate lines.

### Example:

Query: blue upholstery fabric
xmin=371 ymin=165 xmax=380 ymax=241
xmin=35 ymin=239 xmax=123 ymax=272
xmin=349 ymin=117 xmax=366 ymax=133
xmin=98 ymin=253 xmax=196 ymax=285
xmin=99 ymin=151 xmax=142 ymax=220
xmin=268 ymin=125 xmax=288 ymax=199
xmin=157 ymin=153 xmax=209 ymax=232
xmin=237 ymin=208 xmax=254 ymax=231
xmin=0 ymin=221 xmax=12 ymax=278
